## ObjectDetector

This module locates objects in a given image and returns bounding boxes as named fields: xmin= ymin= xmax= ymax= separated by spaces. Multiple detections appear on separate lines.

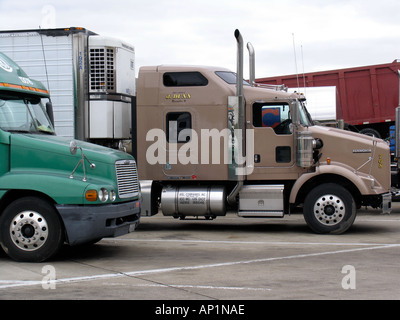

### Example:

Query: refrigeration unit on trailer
xmin=0 ymin=27 xmax=135 ymax=149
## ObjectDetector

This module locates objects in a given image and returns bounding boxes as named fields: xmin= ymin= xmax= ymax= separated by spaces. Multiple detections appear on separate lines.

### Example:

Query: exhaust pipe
xmin=234 ymin=29 xmax=245 ymax=160
xmin=228 ymin=29 xmax=245 ymax=206
xmin=247 ymin=42 xmax=255 ymax=86
xmin=234 ymin=29 xmax=244 ymax=98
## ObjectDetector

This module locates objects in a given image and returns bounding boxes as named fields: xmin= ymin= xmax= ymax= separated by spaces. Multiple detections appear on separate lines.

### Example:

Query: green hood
xmin=10 ymin=133 xmax=134 ymax=184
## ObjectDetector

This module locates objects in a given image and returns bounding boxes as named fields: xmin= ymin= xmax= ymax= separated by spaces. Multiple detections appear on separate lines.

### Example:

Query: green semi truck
xmin=0 ymin=52 xmax=140 ymax=262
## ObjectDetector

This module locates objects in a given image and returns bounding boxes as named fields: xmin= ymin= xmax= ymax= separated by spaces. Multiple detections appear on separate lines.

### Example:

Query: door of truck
xmin=251 ymin=101 xmax=297 ymax=178
xmin=158 ymin=70 xmax=213 ymax=178
xmin=162 ymin=109 xmax=198 ymax=178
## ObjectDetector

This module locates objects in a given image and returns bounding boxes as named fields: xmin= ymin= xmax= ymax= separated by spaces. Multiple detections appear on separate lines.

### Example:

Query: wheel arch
xmin=292 ymin=173 xmax=362 ymax=207
xmin=0 ymin=189 xmax=57 ymax=215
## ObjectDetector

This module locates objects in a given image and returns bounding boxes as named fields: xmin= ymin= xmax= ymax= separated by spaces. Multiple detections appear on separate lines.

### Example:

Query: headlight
xmin=98 ymin=188 xmax=109 ymax=202
xmin=110 ymin=190 xmax=116 ymax=202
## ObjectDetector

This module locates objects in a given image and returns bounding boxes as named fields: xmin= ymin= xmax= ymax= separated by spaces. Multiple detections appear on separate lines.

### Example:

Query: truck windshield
xmin=298 ymin=99 xmax=313 ymax=127
xmin=0 ymin=94 xmax=55 ymax=134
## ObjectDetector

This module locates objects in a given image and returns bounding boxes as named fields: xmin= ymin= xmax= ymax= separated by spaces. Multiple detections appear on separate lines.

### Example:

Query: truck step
xmin=238 ymin=211 xmax=284 ymax=218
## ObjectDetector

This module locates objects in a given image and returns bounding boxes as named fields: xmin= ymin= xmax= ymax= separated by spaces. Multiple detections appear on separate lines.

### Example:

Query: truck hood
xmin=12 ymin=134 xmax=132 ymax=162
xmin=309 ymin=125 xmax=391 ymax=190
xmin=9 ymin=133 xmax=134 ymax=182
xmin=310 ymin=125 xmax=386 ymax=147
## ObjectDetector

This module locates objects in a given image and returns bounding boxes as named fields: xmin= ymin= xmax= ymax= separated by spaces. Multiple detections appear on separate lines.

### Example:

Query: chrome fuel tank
xmin=161 ymin=186 xmax=226 ymax=217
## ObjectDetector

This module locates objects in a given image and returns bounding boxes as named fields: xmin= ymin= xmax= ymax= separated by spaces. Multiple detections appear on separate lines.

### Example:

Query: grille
xmin=89 ymin=48 xmax=115 ymax=92
xmin=115 ymin=159 xmax=139 ymax=199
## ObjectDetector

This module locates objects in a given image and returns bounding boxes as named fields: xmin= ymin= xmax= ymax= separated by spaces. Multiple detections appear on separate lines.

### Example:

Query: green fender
xmin=0 ymin=172 xmax=90 ymax=205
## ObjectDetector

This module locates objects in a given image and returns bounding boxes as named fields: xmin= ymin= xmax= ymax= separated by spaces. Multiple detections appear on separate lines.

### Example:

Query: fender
xmin=289 ymin=163 xmax=386 ymax=204
xmin=0 ymin=172 xmax=91 ymax=205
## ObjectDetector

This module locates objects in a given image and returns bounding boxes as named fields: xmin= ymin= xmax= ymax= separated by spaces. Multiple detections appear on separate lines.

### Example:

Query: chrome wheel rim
xmin=313 ymin=194 xmax=345 ymax=226
xmin=9 ymin=211 xmax=48 ymax=251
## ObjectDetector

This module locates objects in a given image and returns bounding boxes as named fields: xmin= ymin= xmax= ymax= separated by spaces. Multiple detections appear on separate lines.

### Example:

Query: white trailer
xmin=288 ymin=86 xmax=337 ymax=122
xmin=0 ymin=27 xmax=135 ymax=149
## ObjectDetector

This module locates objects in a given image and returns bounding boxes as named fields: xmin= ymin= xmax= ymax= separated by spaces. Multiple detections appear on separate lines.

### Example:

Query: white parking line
xmin=135 ymin=284 xmax=272 ymax=291
xmin=122 ymin=244 xmax=399 ymax=277
xmin=1 ymin=243 xmax=398 ymax=290
xmin=105 ymin=238 xmax=398 ymax=247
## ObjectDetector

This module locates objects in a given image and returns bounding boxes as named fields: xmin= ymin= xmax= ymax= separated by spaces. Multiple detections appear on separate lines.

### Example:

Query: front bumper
xmin=56 ymin=200 xmax=140 ymax=246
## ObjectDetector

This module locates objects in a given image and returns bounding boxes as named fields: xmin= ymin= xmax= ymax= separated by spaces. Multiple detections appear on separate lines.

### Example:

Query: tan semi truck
xmin=136 ymin=30 xmax=391 ymax=234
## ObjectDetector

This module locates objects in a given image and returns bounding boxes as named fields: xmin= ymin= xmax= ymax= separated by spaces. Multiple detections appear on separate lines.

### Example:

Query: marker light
xmin=85 ymin=190 xmax=98 ymax=201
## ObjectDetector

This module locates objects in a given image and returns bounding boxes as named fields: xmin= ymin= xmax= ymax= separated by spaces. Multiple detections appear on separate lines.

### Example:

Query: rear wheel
xmin=303 ymin=183 xmax=356 ymax=234
xmin=0 ymin=197 xmax=64 ymax=262
xmin=359 ymin=128 xmax=381 ymax=138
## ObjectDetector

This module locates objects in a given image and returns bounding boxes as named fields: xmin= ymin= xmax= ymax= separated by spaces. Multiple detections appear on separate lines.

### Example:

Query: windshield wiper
xmin=37 ymin=129 xmax=55 ymax=135
xmin=6 ymin=129 xmax=32 ymax=133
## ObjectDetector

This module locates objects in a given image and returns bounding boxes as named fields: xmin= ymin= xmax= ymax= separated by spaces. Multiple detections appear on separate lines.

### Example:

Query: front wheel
xmin=0 ymin=197 xmax=64 ymax=262
xmin=303 ymin=183 xmax=356 ymax=234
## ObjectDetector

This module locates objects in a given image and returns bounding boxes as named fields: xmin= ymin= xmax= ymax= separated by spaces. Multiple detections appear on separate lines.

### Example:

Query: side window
xmin=276 ymin=146 xmax=291 ymax=163
xmin=163 ymin=72 xmax=208 ymax=87
xmin=253 ymin=102 xmax=292 ymax=135
xmin=166 ymin=112 xmax=192 ymax=143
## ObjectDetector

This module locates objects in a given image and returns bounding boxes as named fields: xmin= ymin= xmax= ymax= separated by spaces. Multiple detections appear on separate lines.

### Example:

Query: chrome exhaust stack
xmin=247 ymin=42 xmax=255 ymax=86
xmin=228 ymin=29 xmax=246 ymax=206
xmin=234 ymin=29 xmax=244 ymax=99
xmin=234 ymin=29 xmax=245 ymax=162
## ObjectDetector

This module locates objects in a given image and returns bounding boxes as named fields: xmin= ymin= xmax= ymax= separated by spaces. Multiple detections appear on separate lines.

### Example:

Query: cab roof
xmin=0 ymin=52 xmax=49 ymax=98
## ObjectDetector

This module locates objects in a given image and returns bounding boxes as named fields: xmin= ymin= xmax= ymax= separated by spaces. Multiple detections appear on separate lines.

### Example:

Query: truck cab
xmin=0 ymin=52 xmax=140 ymax=262
xmin=137 ymin=37 xmax=391 ymax=234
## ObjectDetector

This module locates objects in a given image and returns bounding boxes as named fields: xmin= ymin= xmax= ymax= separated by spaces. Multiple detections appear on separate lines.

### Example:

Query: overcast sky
xmin=0 ymin=0 xmax=399 ymax=78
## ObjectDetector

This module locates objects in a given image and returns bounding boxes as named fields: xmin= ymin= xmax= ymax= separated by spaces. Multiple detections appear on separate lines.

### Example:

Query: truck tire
xmin=359 ymin=128 xmax=381 ymax=138
xmin=303 ymin=183 xmax=356 ymax=234
xmin=0 ymin=197 xmax=64 ymax=262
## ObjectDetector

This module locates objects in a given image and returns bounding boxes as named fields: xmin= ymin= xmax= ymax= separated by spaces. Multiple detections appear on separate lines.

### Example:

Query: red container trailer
xmin=256 ymin=60 xmax=400 ymax=139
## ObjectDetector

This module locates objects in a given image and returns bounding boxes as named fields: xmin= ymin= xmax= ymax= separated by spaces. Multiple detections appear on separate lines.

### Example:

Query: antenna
xmin=38 ymin=26 xmax=55 ymax=127
xmin=301 ymin=44 xmax=307 ymax=96
xmin=38 ymin=26 xmax=51 ymax=101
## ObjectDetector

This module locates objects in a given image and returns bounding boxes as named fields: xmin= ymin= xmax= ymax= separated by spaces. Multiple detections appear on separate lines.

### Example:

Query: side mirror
xmin=69 ymin=140 xmax=96 ymax=181
xmin=69 ymin=140 xmax=78 ymax=155
xmin=291 ymin=99 xmax=300 ymax=127
xmin=46 ymin=102 xmax=55 ymax=127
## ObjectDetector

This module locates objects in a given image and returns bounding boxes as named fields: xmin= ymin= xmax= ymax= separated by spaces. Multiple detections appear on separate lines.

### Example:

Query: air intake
xmin=115 ymin=160 xmax=139 ymax=198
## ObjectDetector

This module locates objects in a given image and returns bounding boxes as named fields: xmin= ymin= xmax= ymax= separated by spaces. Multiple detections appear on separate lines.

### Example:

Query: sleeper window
xmin=163 ymin=72 xmax=208 ymax=87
